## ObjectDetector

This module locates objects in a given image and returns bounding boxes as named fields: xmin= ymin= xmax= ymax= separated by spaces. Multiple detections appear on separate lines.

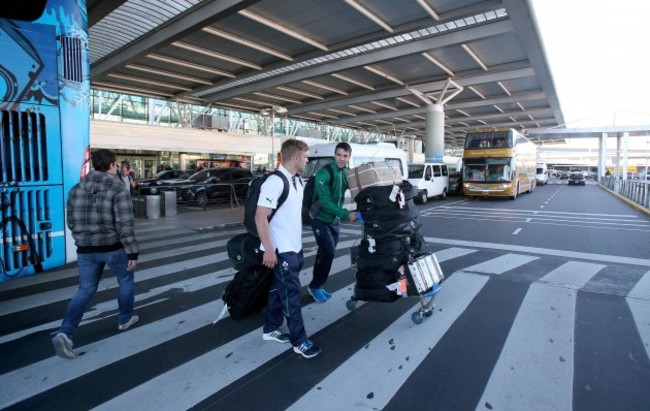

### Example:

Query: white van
xmin=407 ymin=162 xmax=449 ymax=203
xmin=303 ymin=142 xmax=409 ymax=209
xmin=536 ymin=162 xmax=548 ymax=185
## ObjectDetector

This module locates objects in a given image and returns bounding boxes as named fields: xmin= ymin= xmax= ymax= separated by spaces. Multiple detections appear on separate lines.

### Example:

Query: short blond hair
xmin=281 ymin=139 xmax=309 ymax=161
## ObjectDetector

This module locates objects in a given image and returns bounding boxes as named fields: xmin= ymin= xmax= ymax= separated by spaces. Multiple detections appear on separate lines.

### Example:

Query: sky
xmin=530 ymin=0 xmax=650 ymax=129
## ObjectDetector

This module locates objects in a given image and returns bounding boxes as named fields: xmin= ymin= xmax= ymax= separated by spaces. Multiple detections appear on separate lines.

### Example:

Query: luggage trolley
xmin=346 ymin=248 xmax=444 ymax=325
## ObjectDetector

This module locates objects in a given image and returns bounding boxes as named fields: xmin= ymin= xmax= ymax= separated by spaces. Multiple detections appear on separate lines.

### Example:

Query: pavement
xmin=136 ymin=203 xmax=245 ymax=232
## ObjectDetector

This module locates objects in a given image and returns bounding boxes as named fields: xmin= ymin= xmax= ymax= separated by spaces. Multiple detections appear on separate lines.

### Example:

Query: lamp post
xmin=260 ymin=105 xmax=288 ymax=169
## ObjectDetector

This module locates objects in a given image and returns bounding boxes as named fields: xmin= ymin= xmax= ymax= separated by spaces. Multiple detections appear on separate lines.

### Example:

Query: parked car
xmin=172 ymin=167 xmax=253 ymax=206
xmin=136 ymin=169 xmax=192 ymax=194
xmin=567 ymin=172 xmax=585 ymax=186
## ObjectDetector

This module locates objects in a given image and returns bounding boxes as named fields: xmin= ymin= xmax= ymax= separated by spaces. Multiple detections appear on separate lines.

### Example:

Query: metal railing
xmin=601 ymin=176 xmax=650 ymax=210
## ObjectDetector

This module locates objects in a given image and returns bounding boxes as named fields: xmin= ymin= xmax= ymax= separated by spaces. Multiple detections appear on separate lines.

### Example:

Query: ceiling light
xmin=146 ymin=54 xmax=235 ymax=78
xmin=396 ymin=97 xmax=420 ymax=108
xmin=422 ymin=52 xmax=454 ymax=76
xmin=328 ymin=108 xmax=357 ymax=116
xmin=331 ymin=73 xmax=375 ymax=90
xmin=126 ymin=64 xmax=212 ymax=85
xmin=92 ymin=81 xmax=175 ymax=98
xmin=239 ymin=9 xmax=328 ymax=51
xmin=218 ymin=101 xmax=260 ymax=112
xmin=413 ymin=114 xmax=426 ymax=120
xmin=254 ymin=92 xmax=302 ymax=104
xmin=357 ymin=121 xmax=376 ymax=127
xmin=172 ymin=42 xmax=262 ymax=70
xmin=416 ymin=0 xmax=440 ymax=20
xmin=509 ymin=116 xmax=517 ymax=122
xmin=309 ymin=111 xmax=339 ymax=119
xmin=456 ymin=109 xmax=470 ymax=117
xmin=344 ymin=0 xmax=394 ymax=33
xmin=107 ymin=73 xmax=192 ymax=91
xmin=302 ymin=80 xmax=348 ymax=95
xmin=458 ymin=121 xmax=470 ymax=127
xmin=292 ymin=114 xmax=321 ymax=122
xmin=461 ymin=44 xmax=488 ymax=71
xmin=478 ymin=120 xmax=487 ymax=125
xmin=348 ymin=104 xmax=376 ymax=114
xmin=233 ymin=97 xmax=272 ymax=106
xmin=468 ymin=86 xmax=485 ymax=99
xmin=528 ymin=114 xmax=535 ymax=121
xmin=493 ymin=104 xmax=504 ymax=113
xmin=202 ymin=27 xmax=293 ymax=61
xmin=516 ymin=102 xmax=525 ymax=111
xmin=497 ymin=81 xmax=511 ymax=96
xmin=363 ymin=66 xmax=404 ymax=85
xmin=375 ymin=119 xmax=393 ymax=125
xmin=276 ymin=86 xmax=324 ymax=99
xmin=393 ymin=117 xmax=411 ymax=123
xmin=370 ymin=101 xmax=398 ymax=111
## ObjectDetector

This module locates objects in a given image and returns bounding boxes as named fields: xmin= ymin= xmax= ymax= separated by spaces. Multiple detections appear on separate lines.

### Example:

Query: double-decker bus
xmin=462 ymin=128 xmax=537 ymax=200
xmin=1 ymin=0 xmax=90 ymax=282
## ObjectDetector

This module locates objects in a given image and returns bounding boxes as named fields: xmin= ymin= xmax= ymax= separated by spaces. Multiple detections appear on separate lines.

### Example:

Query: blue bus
xmin=1 ymin=0 xmax=90 ymax=282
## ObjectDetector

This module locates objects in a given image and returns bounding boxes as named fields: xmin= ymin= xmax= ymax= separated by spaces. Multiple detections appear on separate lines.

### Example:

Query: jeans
xmin=310 ymin=218 xmax=340 ymax=289
xmin=263 ymin=251 xmax=307 ymax=346
xmin=59 ymin=248 xmax=134 ymax=338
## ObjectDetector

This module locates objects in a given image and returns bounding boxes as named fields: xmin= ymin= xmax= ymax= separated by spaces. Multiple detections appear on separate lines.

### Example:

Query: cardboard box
xmin=347 ymin=161 xmax=403 ymax=199
xmin=407 ymin=253 xmax=444 ymax=293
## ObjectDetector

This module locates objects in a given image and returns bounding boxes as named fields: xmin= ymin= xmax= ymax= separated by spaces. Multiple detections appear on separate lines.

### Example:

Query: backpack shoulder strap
xmin=326 ymin=163 xmax=335 ymax=190
xmin=268 ymin=170 xmax=290 ymax=221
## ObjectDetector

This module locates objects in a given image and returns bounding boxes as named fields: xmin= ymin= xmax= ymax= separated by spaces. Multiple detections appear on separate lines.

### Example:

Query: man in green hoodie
xmin=308 ymin=142 xmax=357 ymax=303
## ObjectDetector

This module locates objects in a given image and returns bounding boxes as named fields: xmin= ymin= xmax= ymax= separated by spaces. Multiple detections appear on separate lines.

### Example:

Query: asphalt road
xmin=1 ymin=179 xmax=648 ymax=410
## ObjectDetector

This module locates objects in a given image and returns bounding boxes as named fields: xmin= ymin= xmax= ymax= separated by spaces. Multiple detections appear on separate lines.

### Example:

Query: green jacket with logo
xmin=313 ymin=161 xmax=351 ymax=224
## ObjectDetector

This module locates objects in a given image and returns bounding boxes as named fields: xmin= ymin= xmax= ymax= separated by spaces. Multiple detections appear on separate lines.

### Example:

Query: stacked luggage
xmin=346 ymin=162 xmax=443 ymax=324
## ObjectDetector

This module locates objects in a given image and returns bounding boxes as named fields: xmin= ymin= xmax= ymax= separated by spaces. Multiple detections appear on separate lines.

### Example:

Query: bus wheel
xmin=510 ymin=184 xmax=519 ymax=200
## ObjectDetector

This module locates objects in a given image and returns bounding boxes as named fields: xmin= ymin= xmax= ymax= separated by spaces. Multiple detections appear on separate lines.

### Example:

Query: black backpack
xmin=243 ymin=170 xmax=290 ymax=236
xmin=221 ymin=267 xmax=274 ymax=321
xmin=301 ymin=164 xmax=334 ymax=224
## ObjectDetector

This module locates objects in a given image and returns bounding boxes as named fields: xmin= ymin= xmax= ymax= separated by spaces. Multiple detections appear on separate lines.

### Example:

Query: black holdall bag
xmin=221 ymin=267 xmax=274 ymax=321
xmin=227 ymin=233 xmax=264 ymax=271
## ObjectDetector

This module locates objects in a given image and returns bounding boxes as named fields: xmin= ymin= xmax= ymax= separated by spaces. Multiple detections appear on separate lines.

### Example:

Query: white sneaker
xmin=52 ymin=332 xmax=77 ymax=359
xmin=118 ymin=315 xmax=139 ymax=331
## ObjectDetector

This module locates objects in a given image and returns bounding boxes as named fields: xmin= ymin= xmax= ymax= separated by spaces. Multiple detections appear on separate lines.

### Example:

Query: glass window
xmin=424 ymin=166 xmax=432 ymax=180
xmin=432 ymin=165 xmax=441 ymax=177
xmin=441 ymin=165 xmax=449 ymax=176
xmin=408 ymin=164 xmax=425 ymax=178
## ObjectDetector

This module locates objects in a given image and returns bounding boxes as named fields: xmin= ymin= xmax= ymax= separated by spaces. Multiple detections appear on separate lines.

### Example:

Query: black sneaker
xmin=293 ymin=339 xmax=322 ymax=359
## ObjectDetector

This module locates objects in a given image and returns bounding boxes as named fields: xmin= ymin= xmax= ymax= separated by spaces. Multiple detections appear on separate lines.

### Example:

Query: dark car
xmin=567 ymin=172 xmax=585 ymax=186
xmin=173 ymin=167 xmax=253 ymax=206
xmin=136 ymin=169 xmax=192 ymax=194
xmin=448 ymin=173 xmax=463 ymax=195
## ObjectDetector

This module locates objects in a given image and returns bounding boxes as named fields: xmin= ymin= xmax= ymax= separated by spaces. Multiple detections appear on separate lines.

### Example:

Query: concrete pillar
xmin=425 ymin=104 xmax=445 ymax=162
xmin=179 ymin=153 xmax=188 ymax=170
xmin=622 ymin=132 xmax=629 ymax=180
xmin=407 ymin=136 xmax=415 ymax=163
xmin=598 ymin=133 xmax=607 ymax=179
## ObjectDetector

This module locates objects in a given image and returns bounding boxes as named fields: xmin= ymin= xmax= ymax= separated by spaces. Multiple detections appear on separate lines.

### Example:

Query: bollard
xmin=145 ymin=195 xmax=161 ymax=219
xmin=163 ymin=191 xmax=177 ymax=217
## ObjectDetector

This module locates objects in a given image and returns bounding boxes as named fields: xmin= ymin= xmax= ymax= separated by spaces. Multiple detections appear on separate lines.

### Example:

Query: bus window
xmin=464 ymin=161 xmax=486 ymax=182
xmin=432 ymin=165 xmax=441 ymax=177
xmin=408 ymin=164 xmax=425 ymax=179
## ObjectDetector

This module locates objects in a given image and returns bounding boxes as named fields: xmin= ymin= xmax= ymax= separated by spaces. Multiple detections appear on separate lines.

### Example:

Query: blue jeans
xmin=263 ymin=251 xmax=307 ymax=346
xmin=59 ymin=249 xmax=134 ymax=338
xmin=310 ymin=218 xmax=340 ymax=289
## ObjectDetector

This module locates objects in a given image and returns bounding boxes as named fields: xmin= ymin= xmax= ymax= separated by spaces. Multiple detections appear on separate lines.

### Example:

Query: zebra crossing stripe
xmin=626 ymin=270 xmax=650 ymax=362
xmin=92 ymin=255 xmax=359 ymax=411
xmin=538 ymin=261 xmax=606 ymax=289
xmin=287 ymin=272 xmax=489 ymax=411
xmin=458 ymin=253 xmax=539 ymax=275
xmin=479 ymin=261 xmax=605 ymax=410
